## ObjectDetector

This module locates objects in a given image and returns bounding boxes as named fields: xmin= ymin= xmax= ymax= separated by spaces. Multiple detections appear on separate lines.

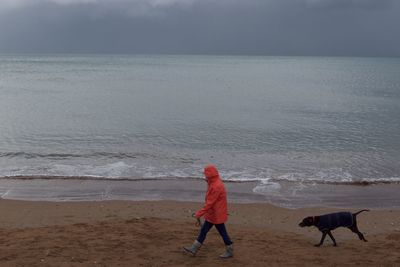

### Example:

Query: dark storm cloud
xmin=0 ymin=0 xmax=399 ymax=56
xmin=305 ymin=0 xmax=393 ymax=9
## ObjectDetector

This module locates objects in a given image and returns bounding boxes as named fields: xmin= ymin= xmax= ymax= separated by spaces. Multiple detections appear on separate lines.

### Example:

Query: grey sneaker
xmin=219 ymin=244 xmax=233 ymax=258
xmin=183 ymin=240 xmax=202 ymax=256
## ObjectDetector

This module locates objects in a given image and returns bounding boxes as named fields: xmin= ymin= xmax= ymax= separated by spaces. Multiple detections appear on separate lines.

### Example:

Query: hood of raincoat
xmin=204 ymin=165 xmax=220 ymax=184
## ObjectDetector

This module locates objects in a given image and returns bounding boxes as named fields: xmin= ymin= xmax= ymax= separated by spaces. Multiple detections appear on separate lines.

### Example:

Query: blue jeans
xmin=197 ymin=220 xmax=233 ymax=245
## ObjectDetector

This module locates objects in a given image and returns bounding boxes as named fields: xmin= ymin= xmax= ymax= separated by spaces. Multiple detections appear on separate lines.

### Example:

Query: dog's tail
xmin=354 ymin=209 xmax=370 ymax=216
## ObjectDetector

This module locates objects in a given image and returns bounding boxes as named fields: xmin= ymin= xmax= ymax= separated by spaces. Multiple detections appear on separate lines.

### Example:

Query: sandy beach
xmin=1 ymin=199 xmax=399 ymax=266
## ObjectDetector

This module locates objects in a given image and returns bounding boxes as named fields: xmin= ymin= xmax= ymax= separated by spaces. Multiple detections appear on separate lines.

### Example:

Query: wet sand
xmin=1 ymin=178 xmax=400 ymax=209
xmin=1 ymin=199 xmax=400 ymax=266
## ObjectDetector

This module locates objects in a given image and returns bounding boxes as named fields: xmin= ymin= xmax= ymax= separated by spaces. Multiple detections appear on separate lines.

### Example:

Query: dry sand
xmin=0 ymin=199 xmax=400 ymax=266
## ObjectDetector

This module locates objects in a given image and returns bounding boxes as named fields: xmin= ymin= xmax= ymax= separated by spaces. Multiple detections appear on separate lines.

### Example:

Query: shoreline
xmin=1 ymin=177 xmax=400 ymax=209
xmin=0 ymin=199 xmax=399 ymax=266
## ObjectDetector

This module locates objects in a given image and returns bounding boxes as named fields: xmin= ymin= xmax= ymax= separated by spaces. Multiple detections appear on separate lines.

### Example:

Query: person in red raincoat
xmin=183 ymin=165 xmax=233 ymax=258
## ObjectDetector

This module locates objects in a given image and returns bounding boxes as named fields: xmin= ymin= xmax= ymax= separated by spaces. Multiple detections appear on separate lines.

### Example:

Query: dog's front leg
xmin=315 ymin=231 xmax=327 ymax=247
xmin=327 ymin=231 xmax=337 ymax=246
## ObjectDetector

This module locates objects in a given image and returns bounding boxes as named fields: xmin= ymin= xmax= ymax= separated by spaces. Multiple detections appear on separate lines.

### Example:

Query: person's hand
xmin=195 ymin=217 xmax=203 ymax=227
xmin=192 ymin=213 xmax=203 ymax=227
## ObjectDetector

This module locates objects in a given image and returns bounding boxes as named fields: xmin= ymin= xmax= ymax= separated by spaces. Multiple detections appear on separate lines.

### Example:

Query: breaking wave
xmin=0 ymin=162 xmax=399 ymax=185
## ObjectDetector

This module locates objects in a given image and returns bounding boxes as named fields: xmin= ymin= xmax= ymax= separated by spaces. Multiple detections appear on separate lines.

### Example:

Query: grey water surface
xmin=1 ymin=55 xmax=399 ymax=187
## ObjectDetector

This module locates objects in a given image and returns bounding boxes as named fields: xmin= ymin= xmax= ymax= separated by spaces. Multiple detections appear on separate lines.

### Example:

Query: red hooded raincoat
xmin=195 ymin=165 xmax=228 ymax=224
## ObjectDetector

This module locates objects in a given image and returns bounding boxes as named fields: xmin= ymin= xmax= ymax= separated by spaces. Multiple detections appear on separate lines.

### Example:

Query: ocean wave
xmin=0 ymin=161 xmax=399 ymax=185
xmin=0 ymin=175 xmax=199 ymax=182
xmin=270 ymin=176 xmax=400 ymax=185
xmin=1 ymin=174 xmax=399 ymax=185
xmin=0 ymin=152 xmax=152 ymax=160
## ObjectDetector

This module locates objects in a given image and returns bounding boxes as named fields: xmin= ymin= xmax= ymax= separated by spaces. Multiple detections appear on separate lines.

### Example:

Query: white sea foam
xmin=252 ymin=179 xmax=282 ymax=195
xmin=51 ymin=161 xmax=132 ymax=178
xmin=0 ymin=162 xmax=132 ymax=179
xmin=1 ymin=163 xmax=400 ymax=186
xmin=273 ymin=169 xmax=353 ymax=183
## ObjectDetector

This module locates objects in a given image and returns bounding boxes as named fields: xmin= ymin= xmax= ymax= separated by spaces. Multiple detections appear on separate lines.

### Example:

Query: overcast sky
xmin=0 ymin=0 xmax=399 ymax=56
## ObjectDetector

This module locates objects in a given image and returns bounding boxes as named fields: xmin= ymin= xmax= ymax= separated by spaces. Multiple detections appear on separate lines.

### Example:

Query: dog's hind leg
xmin=348 ymin=225 xmax=368 ymax=242
xmin=315 ymin=231 xmax=327 ymax=247
xmin=327 ymin=231 xmax=337 ymax=246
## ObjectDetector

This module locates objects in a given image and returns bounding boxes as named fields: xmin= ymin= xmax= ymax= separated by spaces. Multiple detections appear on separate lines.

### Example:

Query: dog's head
xmin=299 ymin=216 xmax=314 ymax=227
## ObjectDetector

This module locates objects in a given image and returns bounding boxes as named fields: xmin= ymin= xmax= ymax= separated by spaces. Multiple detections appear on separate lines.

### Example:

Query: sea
xmin=1 ymin=54 xmax=400 ymax=192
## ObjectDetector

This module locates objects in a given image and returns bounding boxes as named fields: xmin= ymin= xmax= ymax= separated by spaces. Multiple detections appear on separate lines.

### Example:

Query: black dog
xmin=299 ymin=210 xmax=369 ymax=247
